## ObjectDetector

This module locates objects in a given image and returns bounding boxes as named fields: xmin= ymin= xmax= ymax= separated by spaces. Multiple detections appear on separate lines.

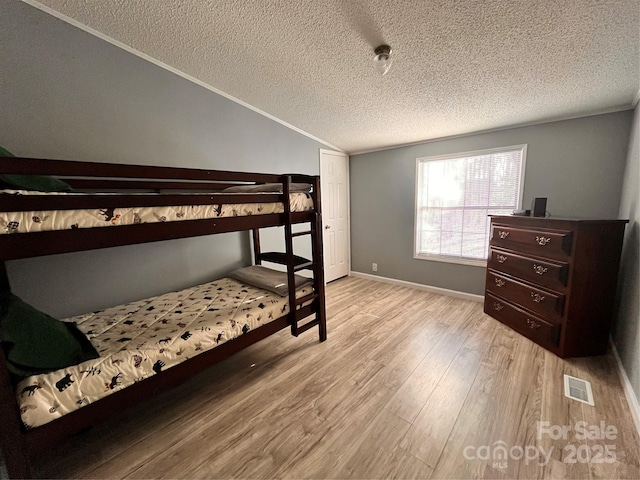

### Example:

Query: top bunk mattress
xmin=14 ymin=276 xmax=313 ymax=430
xmin=0 ymin=190 xmax=313 ymax=235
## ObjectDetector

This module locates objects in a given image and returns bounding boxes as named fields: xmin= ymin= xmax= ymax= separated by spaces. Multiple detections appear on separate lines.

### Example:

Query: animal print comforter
xmin=15 ymin=278 xmax=313 ymax=429
xmin=0 ymin=190 xmax=313 ymax=235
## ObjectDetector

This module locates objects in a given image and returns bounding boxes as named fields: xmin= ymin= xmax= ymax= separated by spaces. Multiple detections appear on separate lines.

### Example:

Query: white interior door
xmin=320 ymin=149 xmax=349 ymax=283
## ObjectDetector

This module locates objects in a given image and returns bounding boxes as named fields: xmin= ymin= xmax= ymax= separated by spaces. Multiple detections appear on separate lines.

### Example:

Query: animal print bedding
xmin=0 ymin=190 xmax=313 ymax=235
xmin=15 ymin=277 xmax=313 ymax=429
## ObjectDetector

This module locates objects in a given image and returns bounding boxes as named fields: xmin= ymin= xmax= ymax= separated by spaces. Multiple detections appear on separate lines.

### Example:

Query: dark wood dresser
xmin=484 ymin=215 xmax=627 ymax=358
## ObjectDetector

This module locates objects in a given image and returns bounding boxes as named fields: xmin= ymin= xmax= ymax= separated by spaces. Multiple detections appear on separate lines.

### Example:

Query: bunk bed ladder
xmin=284 ymin=175 xmax=326 ymax=340
xmin=252 ymin=175 xmax=326 ymax=342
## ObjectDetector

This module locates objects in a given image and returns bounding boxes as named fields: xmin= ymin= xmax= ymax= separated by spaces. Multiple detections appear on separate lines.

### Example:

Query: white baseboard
xmin=609 ymin=337 xmax=640 ymax=437
xmin=349 ymin=271 xmax=484 ymax=303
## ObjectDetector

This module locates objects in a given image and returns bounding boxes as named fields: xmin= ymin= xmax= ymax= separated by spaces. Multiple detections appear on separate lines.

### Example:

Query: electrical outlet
xmin=372 ymin=263 xmax=378 ymax=272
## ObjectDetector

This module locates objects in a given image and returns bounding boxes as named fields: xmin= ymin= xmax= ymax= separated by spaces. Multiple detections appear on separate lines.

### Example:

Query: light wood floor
xmin=31 ymin=276 xmax=640 ymax=479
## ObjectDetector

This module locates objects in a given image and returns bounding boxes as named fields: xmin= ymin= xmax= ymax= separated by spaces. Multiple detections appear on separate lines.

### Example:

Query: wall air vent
xmin=563 ymin=374 xmax=594 ymax=406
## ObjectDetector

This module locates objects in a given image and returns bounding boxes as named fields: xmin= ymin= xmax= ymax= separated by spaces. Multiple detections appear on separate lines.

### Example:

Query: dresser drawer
xmin=490 ymin=224 xmax=573 ymax=260
xmin=488 ymin=248 xmax=569 ymax=291
xmin=484 ymin=293 xmax=561 ymax=350
xmin=486 ymin=270 xmax=565 ymax=320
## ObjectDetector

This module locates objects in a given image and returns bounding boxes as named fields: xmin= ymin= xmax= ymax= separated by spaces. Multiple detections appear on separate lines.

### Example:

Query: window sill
xmin=414 ymin=253 xmax=487 ymax=268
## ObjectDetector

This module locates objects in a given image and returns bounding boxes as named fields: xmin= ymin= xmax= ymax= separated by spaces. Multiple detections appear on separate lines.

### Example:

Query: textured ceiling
xmin=24 ymin=0 xmax=640 ymax=153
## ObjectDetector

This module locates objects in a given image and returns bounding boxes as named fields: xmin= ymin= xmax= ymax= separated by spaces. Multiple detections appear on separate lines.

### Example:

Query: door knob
xmin=325 ymin=225 xmax=330 ymax=229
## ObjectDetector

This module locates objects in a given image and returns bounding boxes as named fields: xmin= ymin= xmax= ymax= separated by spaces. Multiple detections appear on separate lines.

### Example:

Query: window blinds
xmin=416 ymin=147 xmax=524 ymax=261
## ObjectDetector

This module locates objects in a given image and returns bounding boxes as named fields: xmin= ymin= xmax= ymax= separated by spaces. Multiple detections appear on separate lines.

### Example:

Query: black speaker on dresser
xmin=531 ymin=197 xmax=547 ymax=217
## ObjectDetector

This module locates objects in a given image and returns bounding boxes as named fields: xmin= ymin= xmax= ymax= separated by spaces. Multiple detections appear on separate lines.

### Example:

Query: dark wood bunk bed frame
xmin=0 ymin=156 xmax=327 ymax=479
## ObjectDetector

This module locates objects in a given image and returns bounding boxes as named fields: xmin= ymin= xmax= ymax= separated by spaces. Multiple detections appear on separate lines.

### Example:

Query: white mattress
xmin=15 ymin=277 xmax=313 ymax=429
xmin=0 ymin=190 xmax=313 ymax=235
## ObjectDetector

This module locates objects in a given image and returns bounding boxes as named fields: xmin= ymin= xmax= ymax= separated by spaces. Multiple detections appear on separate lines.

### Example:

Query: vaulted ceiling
xmin=24 ymin=0 xmax=640 ymax=153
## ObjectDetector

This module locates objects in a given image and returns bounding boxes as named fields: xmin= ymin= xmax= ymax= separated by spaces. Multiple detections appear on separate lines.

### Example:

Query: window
xmin=414 ymin=145 xmax=526 ymax=265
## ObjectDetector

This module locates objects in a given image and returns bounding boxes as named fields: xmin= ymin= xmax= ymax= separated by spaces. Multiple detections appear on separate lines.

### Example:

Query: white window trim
xmin=413 ymin=144 xmax=527 ymax=267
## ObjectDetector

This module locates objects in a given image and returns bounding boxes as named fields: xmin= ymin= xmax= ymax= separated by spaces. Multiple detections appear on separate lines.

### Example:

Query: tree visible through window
xmin=414 ymin=145 xmax=526 ymax=264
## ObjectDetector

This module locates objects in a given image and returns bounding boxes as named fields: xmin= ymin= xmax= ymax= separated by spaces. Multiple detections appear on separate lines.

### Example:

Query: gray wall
xmin=613 ymin=105 xmax=640 ymax=408
xmin=0 ymin=0 xmax=327 ymax=318
xmin=350 ymin=111 xmax=633 ymax=295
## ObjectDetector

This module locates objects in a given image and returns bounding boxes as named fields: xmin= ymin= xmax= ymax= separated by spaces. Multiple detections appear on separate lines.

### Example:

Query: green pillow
xmin=0 ymin=174 xmax=74 ymax=192
xmin=0 ymin=145 xmax=74 ymax=192
xmin=0 ymin=293 xmax=99 ymax=378
xmin=0 ymin=145 xmax=13 ymax=157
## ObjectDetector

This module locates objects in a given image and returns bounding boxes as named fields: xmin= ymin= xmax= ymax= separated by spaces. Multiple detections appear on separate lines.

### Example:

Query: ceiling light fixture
xmin=374 ymin=44 xmax=393 ymax=76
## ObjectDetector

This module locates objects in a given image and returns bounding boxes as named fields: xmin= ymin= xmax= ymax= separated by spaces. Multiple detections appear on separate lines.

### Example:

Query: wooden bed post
xmin=282 ymin=176 xmax=299 ymax=336
xmin=252 ymin=229 xmax=262 ymax=265
xmin=0 ymin=262 xmax=10 ymax=293
xmin=0 ymin=262 xmax=33 ymax=478
xmin=0 ymin=355 xmax=32 ymax=479
xmin=311 ymin=178 xmax=327 ymax=342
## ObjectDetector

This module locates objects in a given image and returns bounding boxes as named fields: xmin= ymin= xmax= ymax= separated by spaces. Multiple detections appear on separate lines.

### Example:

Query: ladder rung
xmin=293 ymin=262 xmax=314 ymax=271
xmin=291 ymin=230 xmax=312 ymax=238
xmin=295 ymin=292 xmax=318 ymax=306
xmin=260 ymin=252 xmax=310 ymax=266
xmin=295 ymin=304 xmax=315 ymax=322
xmin=294 ymin=319 xmax=320 ymax=336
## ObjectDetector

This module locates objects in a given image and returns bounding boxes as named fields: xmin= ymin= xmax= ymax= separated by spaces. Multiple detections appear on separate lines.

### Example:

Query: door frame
xmin=319 ymin=149 xmax=351 ymax=283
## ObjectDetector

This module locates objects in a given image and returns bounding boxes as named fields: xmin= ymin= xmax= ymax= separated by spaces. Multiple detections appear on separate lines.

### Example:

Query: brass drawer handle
xmin=496 ymin=254 xmax=508 ymax=264
xmin=494 ymin=278 xmax=505 ymax=287
xmin=531 ymin=292 xmax=545 ymax=303
xmin=493 ymin=302 xmax=504 ymax=311
xmin=533 ymin=264 xmax=548 ymax=275
xmin=498 ymin=231 xmax=510 ymax=239
xmin=526 ymin=319 xmax=541 ymax=329
xmin=536 ymin=236 xmax=551 ymax=246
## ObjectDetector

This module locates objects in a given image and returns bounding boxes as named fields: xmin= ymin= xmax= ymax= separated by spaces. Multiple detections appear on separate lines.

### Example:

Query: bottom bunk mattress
xmin=14 ymin=276 xmax=313 ymax=429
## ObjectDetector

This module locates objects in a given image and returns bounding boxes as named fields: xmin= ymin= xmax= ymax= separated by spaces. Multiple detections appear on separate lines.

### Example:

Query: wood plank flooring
xmin=28 ymin=276 xmax=640 ymax=479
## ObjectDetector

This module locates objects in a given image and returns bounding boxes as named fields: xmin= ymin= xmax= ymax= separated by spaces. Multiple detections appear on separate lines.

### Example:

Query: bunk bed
xmin=0 ymin=156 xmax=327 ymax=479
